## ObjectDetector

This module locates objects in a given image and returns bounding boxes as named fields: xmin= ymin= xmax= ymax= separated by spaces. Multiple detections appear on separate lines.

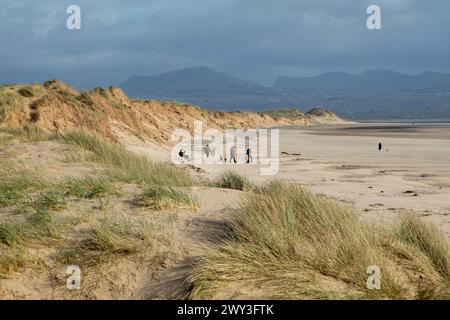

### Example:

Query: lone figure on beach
xmin=204 ymin=144 xmax=212 ymax=159
xmin=378 ymin=142 xmax=382 ymax=152
xmin=246 ymin=147 xmax=253 ymax=163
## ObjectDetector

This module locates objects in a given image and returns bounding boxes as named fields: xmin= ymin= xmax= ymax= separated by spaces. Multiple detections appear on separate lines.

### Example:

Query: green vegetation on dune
xmin=77 ymin=91 xmax=95 ymax=106
xmin=58 ymin=216 xmax=154 ymax=266
xmin=0 ymin=245 xmax=27 ymax=277
xmin=0 ymin=163 xmax=46 ymax=208
xmin=259 ymin=108 xmax=306 ymax=120
xmin=17 ymin=85 xmax=44 ymax=98
xmin=188 ymin=181 xmax=450 ymax=300
xmin=0 ymin=126 xmax=55 ymax=146
xmin=0 ymin=189 xmax=67 ymax=276
xmin=93 ymin=86 xmax=128 ymax=109
xmin=134 ymin=185 xmax=198 ymax=210
xmin=63 ymin=177 xmax=117 ymax=199
xmin=61 ymin=130 xmax=194 ymax=187
xmin=0 ymin=129 xmax=195 ymax=278
xmin=213 ymin=171 xmax=255 ymax=192
xmin=0 ymin=220 xmax=23 ymax=248
xmin=0 ymin=90 xmax=25 ymax=121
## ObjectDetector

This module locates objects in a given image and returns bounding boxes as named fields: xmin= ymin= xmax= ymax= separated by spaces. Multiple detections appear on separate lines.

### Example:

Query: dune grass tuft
xmin=134 ymin=185 xmax=198 ymax=210
xmin=59 ymin=217 xmax=153 ymax=266
xmin=0 ymin=164 xmax=45 ymax=208
xmin=188 ymin=181 xmax=450 ymax=300
xmin=17 ymin=85 xmax=43 ymax=98
xmin=19 ymin=190 xmax=67 ymax=240
xmin=0 ymin=220 xmax=24 ymax=247
xmin=0 ymin=191 xmax=66 ymax=275
xmin=62 ymin=177 xmax=117 ymax=199
xmin=397 ymin=213 xmax=450 ymax=277
xmin=213 ymin=171 xmax=255 ymax=191
xmin=61 ymin=130 xmax=194 ymax=186
xmin=0 ymin=125 xmax=54 ymax=145
xmin=27 ymin=191 xmax=67 ymax=212
xmin=0 ymin=246 xmax=28 ymax=278
xmin=0 ymin=90 xmax=25 ymax=121
xmin=0 ymin=219 xmax=28 ymax=277
xmin=77 ymin=91 xmax=95 ymax=106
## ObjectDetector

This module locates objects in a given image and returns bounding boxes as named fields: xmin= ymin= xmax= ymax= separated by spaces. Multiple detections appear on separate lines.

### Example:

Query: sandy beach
xmin=2 ymin=120 xmax=449 ymax=299
xmin=189 ymin=123 xmax=450 ymax=237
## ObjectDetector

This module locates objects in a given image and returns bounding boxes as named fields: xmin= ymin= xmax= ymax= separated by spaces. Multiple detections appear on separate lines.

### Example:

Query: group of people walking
xmin=179 ymin=145 xmax=253 ymax=164
xmin=209 ymin=145 xmax=253 ymax=164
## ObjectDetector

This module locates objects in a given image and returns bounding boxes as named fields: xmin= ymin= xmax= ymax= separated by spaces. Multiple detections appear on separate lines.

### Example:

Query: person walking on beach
xmin=230 ymin=146 xmax=237 ymax=163
xmin=204 ymin=144 xmax=212 ymax=159
xmin=246 ymin=147 xmax=253 ymax=163
xmin=378 ymin=142 xmax=382 ymax=152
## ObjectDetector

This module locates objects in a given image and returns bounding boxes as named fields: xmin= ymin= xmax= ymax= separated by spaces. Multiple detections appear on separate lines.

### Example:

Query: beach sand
xmin=2 ymin=123 xmax=449 ymax=299
xmin=187 ymin=123 xmax=450 ymax=238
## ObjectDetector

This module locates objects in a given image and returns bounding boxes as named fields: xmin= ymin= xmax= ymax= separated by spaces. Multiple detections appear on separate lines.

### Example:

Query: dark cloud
xmin=0 ymin=0 xmax=449 ymax=87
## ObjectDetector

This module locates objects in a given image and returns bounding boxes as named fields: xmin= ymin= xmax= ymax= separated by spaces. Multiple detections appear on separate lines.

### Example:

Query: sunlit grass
xmin=134 ymin=185 xmax=198 ymax=210
xmin=61 ymin=131 xmax=194 ymax=187
xmin=189 ymin=181 xmax=450 ymax=300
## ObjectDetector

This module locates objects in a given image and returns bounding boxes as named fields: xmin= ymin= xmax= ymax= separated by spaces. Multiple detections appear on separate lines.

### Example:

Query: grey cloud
xmin=0 ymin=0 xmax=449 ymax=87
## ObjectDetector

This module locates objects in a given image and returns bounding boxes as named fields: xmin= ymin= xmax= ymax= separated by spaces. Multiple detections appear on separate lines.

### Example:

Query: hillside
xmin=273 ymin=70 xmax=450 ymax=91
xmin=121 ymin=66 xmax=270 ymax=99
xmin=0 ymin=81 xmax=343 ymax=145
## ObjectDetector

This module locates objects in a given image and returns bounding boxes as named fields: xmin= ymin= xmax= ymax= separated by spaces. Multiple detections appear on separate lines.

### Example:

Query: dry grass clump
xmin=0 ymin=90 xmax=25 ymax=121
xmin=0 ymin=161 xmax=70 ymax=276
xmin=61 ymin=130 xmax=194 ymax=186
xmin=0 ymin=220 xmax=27 ymax=277
xmin=62 ymin=177 xmax=117 ymax=199
xmin=134 ymin=185 xmax=198 ymax=210
xmin=77 ymin=91 xmax=95 ymax=106
xmin=17 ymin=85 xmax=44 ymax=98
xmin=0 ymin=190 xmax=67 ymax=276
xmin=213 ymin=171 xmax=255 ymax=192
xmin=188 ymin=181 xmax=450 ymax=300
xmin=93 ymin=86 xmax=127 ymax=109
xmin=58 ymin=216 xmax=153 ymax=266
xmin=0 ymin=162 xmax=46 ymax=207
xmin=0 ymin=125 xmax=54 ymax=145
xmin=0 ymin=244 xmax=27 ymax=278
xmin=390 ymin=214 xmax=450 ymax=299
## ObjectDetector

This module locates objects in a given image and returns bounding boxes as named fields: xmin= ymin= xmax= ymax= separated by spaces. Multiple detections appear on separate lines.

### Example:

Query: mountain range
xmin=120 ymin=66 xmax=450 ymax=120
xmin=121 ymin=66 xmax=269 ymax=98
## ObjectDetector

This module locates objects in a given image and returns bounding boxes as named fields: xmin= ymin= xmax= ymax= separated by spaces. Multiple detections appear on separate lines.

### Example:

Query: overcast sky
xmin=0 ymin=0 xmax=449 ymax=88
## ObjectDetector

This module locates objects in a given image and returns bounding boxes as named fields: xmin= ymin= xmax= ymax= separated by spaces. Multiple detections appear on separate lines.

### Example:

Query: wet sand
xmin=297 ymin=123 xmax=450 ymax=139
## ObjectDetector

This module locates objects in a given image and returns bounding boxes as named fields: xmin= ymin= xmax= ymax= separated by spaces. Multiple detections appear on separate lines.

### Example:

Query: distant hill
xmin=121 ymin=66 xmax=269 ymax=99
xmin=273 ymin=70 xmax=450 ymax=91
xmin=119 ymin=67 xmax=450 ymax=120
